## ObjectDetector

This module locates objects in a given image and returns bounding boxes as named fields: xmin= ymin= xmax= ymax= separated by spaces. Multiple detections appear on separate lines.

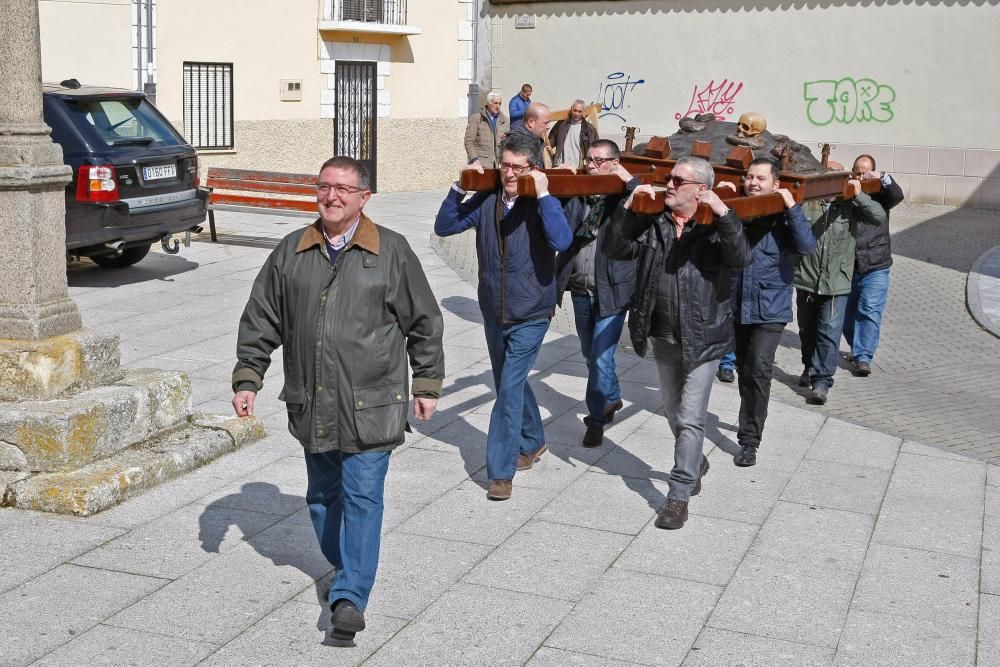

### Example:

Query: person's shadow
xmin=198 ymin=482 xmax=345 ymax=643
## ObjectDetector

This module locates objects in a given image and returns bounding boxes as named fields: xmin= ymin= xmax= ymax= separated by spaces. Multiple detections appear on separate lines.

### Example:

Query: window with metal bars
xmin=182 ymin=62 xmax=234 ymax=149
xmin=338 ymin=0 xmax=406 ymax=25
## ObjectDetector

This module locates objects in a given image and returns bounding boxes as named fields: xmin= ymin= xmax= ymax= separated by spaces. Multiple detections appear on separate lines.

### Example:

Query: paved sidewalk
xmin=0 ymin=192 xmax=997 ymax=665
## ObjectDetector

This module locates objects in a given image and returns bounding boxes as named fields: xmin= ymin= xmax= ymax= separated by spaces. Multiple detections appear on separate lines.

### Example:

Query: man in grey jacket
xmin=464 ymin=92 xmax=509 ymax=168
xmin=232 ymin=156 xmax=444 ymax=642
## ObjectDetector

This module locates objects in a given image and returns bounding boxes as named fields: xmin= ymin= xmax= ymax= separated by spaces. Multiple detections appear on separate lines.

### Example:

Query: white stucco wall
xmin=39 ymin=0 xmax=133 ymax=89
xmin=492 ymin=0 xmax=1000 ymax=206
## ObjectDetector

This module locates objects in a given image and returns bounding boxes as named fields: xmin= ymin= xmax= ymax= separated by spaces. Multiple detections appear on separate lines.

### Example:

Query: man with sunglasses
xmin=605 ymin=156 xmax=751 ymax=530
xmin=435 ymin=134 xmax=572 ymax=501
xmin=555 ymin=140 xmax=639 ymax=448
xmin=232 ymin=156 xmax=444 ymax=642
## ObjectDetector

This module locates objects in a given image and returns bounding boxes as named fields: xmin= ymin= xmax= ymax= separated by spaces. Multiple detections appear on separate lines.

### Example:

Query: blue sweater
xmin=435 ymin=188 xmax=572 ymax=323
xmin=731 ymin=204 xmax=816 ymax=325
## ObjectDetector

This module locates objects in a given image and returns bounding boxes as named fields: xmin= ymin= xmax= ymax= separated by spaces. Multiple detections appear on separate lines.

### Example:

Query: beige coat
xmin=464 ymin=107 xmax=509 ymax=168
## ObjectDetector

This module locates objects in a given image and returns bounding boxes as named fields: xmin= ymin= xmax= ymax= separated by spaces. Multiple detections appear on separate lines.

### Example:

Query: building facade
xmin=491 ymin=0 xmax=1000 ymax=207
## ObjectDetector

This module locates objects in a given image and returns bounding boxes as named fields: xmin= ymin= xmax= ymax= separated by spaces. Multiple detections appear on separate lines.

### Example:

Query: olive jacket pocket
xmin=352 ymin=384 xmax=408 ymax=447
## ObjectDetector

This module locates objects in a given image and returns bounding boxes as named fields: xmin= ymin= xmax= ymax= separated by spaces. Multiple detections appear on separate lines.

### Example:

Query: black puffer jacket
xmin=855 ymin=174 xmax=904 ymax=274
xmin=604 ymin=206 xmax=752 ymax=370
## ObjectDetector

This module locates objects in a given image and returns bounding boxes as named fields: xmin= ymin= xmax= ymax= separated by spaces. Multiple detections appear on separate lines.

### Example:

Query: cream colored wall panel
xmin=39 ymin=1 xmax=132 ymax=89
xmin=156 ymin=0 xmax=321 ymax=123
xmin=494 ymin=2 xmax=999 ymax=150
xmin=907 ymin=174 xmax=946 ymax=205
xmin=929 ymin=148 xmax=966 ymax=177
xmin=944 ymin=176 xmax=982 ymax=207
xmin=893 ymin=146 xmax=930 ymax=174
xmin=965 ymin=150 xmax=1000 ymax=179
xmin=978 ymin=178 xmax=1000 ymax=208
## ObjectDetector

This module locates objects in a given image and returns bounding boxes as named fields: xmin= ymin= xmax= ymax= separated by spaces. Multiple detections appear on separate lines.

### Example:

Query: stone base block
xmin=0 ymin=329 xmax=121 ymax=401
xmin=0 ymin=368 xmax=190 ymax=472
xmin=2 ymin=414 xmax=265 ymax=516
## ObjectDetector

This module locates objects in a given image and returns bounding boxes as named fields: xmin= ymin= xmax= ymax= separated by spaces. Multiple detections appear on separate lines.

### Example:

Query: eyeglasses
xmin=667 ymin=175 xmax=703 ymax=188
xmin=584 ymin=156 xmax=616 ymax=167
xmin=498 ymin=162 xmax=532 ymax=175
xmin=316 ymin=183 xmax=366 ymax=196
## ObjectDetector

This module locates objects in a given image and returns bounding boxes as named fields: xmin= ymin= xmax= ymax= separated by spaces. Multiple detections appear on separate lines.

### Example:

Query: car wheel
xmin=89 ymin=243 xmax=152 ymax=268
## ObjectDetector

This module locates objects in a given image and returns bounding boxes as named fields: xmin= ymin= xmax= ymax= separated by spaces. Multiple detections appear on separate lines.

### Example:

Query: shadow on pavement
xmin=67 ymin=252 xmax=199 ymax=287
xmin=891 ymin=205 xmax=1000 ymax=273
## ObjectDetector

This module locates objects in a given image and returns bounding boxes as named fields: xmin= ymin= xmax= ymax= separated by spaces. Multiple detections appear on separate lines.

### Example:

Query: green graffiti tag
xmin=803 ymin=78 xmax=896 ymax=126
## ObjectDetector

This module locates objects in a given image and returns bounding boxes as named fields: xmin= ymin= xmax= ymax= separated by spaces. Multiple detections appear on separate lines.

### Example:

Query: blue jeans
xmin=483 ymin=317 xmax=549 ymax=480
xmin=843 ymin=268 xmax=890 ymax=364
xmin=304 ymin=449 xmax=390 ymax=612
xmin=718 ymin=352 xmax=736 ymax=372
xmin=570 ymin=293 xmax=626 ymax=427
xmin=797 ymin=290 xmax=848 ymax=390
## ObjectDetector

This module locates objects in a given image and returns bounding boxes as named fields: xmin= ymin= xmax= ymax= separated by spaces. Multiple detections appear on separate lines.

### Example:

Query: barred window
xmin=182 ymin=62 xmax=233 ymax=149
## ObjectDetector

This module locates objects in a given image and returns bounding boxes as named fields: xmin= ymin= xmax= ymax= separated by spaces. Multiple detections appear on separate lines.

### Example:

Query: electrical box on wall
xmin=280 ymin=79 xmax=302 ymax=102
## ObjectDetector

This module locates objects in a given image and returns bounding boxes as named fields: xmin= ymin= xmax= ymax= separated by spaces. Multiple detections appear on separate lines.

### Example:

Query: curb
xmin=967 ymin=245 xmax=1000 ymax=339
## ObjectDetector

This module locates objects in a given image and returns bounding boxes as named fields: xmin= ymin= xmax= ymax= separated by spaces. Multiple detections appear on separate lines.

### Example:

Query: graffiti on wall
xmin=803 ymin=78 xmax=896 ymax=126
xmin=674 ymin=79 xmax=744 ymax=121
xmin=597 ymin=72 xmax=646 ymax=123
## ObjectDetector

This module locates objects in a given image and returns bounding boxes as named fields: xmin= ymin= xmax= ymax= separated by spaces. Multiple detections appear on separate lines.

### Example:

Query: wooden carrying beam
xmin=458 ymin=168 xmax=575 ymax=192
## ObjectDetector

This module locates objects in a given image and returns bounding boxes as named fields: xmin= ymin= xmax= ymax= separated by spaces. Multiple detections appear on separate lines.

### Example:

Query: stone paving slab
xmin=2 ymin=194 xmax=995 ymax=664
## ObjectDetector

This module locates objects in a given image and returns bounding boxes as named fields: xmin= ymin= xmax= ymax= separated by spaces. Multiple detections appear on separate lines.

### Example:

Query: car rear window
xmin=62 ymin=97 xmax=185 ymax=149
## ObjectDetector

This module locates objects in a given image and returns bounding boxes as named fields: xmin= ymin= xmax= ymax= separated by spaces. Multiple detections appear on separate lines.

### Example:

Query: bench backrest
xmin=207 ymin=167 xmax=317 ymax=213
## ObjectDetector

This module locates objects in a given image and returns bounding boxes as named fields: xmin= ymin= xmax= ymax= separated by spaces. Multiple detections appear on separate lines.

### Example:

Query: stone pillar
xmin=0 ymin=0 xmax=82 ymax=341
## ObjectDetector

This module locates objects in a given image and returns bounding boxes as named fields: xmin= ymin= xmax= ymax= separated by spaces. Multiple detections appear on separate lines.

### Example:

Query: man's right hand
xmin=625 ymin=184 xmax=657 ymax=210
xmin=609 ymin=164 xmax=633 ymax=183
xmin=233 ymin=390 xmax=256 ymax=417
xmin=775 ymin=187 xmax=797 ymax=209
xmin=846 ymin=179 xmax=862 ymax=198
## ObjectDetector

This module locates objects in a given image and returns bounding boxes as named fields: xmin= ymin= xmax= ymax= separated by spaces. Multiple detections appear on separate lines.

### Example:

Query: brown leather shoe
xmin=516 ymin=443 xmax=547 ymax=471
xmin=604 ymin=399 xmax=624 ymax=423
xmin=655 ymin=499 xmax=689 ymax=529
xmin=487 ymin=479 xmax=512 ymax=501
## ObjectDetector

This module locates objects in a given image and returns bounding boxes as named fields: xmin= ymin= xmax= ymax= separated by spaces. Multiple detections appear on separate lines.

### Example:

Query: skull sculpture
xmin=736 ymin=112 xmax=767 ymax=138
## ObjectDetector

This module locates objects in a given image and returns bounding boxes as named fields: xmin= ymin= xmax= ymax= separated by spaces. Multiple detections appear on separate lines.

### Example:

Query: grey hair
xmin=675 ymin=156 xmax=714 ymax=187
xmin=571 ymin=99 xmax=586 ymax=109
xmin=486 ymin=92 xmax=502 ymax=103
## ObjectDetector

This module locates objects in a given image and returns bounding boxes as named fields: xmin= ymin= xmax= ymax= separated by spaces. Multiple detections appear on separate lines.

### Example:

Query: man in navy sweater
xmin=435 ymin=134 xmax=572 ymax=501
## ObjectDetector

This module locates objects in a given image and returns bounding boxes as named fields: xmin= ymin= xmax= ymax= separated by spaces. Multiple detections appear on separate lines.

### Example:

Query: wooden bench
xmin=206 ymin=167 xmax=317 ymax=242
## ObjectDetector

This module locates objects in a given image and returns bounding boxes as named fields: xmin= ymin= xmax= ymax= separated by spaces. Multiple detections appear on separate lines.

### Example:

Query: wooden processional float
xmin=458 ymin=112 xmax=881 ymax=226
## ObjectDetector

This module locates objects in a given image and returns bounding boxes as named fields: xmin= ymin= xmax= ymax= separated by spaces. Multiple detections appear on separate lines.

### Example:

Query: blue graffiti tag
xmin=597 ymin=72 xmax=646 ymax=123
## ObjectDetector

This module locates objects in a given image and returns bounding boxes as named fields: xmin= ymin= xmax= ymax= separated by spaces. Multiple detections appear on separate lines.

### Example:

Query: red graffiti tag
xmin=675 ymin=79 xmax=745 ymax=121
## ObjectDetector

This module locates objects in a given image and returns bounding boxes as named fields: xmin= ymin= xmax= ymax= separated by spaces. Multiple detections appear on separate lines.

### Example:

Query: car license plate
xmin=143 ymin=164 xmax=176 ymax=181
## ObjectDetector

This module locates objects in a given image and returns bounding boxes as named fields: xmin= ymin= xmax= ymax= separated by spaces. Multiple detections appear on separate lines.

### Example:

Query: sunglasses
xmin=667 ymin=175 xmax=703 ymax=188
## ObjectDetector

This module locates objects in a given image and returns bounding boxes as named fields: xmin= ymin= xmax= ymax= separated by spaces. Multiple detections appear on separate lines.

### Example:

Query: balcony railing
xmin=321 ymin=0 xmax=419 ymax=35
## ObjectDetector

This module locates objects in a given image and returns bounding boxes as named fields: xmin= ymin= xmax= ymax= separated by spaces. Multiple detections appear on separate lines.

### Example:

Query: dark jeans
xmin=570 ymin=293 xmax=626 ymax=426
xmin=796 ymin=290 xmax=849 ymax=390
xmin=734 ymin=322 xmax=785 ymax=447
xmin=304 ymin=449 xmax=391 ymax=612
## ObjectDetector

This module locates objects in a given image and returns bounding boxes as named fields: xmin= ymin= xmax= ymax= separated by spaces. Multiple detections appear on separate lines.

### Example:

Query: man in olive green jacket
xmin=794 ymin=177 xmax=886 ymax=405
xmin=232 ymin=156 xmax=444 ymax=642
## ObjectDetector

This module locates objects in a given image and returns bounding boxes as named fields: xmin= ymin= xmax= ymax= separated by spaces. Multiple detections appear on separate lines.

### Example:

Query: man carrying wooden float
xmin=434 ymin=133 xmax=572 ymax=502
xmin=795 ymin=163 xmax=887 ymax=405
xmin=604 ymin=156 xmax=752 ymax=530
xmin=555 ymin=139 xmax=640 ymax=449
xmin=718 ymin=158 xmax=816 ymax=467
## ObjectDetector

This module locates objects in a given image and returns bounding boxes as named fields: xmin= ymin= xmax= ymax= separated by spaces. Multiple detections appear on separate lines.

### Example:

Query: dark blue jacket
xmin=556 ymin=182 xmax=639 ymax=317
xmin=509 ymin=94 xmax=530 ymax=124
xmin=435 ymin=187 xmax=572 ymax=323
xmin=731 ymin=204 xmax=816 ymax=325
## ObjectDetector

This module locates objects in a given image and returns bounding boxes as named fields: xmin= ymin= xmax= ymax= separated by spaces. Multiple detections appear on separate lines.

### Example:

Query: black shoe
xmin=655 ymin=499 xmax=689 ymax=530
xmin=807 ymin=386 xmax=829 ymax=405
xmin=330 ymin=600 xmax=366 ymax=640
xmin=604 ymin=399 xmax=624 ymax=423
xmin=582 ymin=423 xmax=604 ymax=448
xmin=734 ymin=444 xmax=758 ymax=467
xmin=798 ymin=369 xmax=812 ymax=387
xmin=716 ymin=367 xmax=735 ymax=383
xmin=854 ymin=361 xmax=871 ymax=376
xmin=691 ymin=456 xmax=710 ymax=496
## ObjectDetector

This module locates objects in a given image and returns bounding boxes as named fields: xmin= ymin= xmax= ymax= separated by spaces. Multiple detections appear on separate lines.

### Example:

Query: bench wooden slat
xmin=207 ymin=177 xmax=316 ymax=197
xmin=206 ymin=167 xmax=317 ymax=186
xmin=209 ymin=193 xmax=317 ymax=213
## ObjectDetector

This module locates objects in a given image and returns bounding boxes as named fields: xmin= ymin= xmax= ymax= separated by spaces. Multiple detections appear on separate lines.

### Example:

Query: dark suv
xmin=43 ymin=80 xmax=208 ymax=267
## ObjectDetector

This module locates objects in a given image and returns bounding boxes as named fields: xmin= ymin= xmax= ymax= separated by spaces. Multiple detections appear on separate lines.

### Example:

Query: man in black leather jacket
xmin=604 ymin=156 xmax=751 ymax=530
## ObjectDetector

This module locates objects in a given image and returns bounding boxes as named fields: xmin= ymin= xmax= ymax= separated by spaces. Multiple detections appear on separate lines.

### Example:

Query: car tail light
xmin=75 ymin=165 xmax=119 ymax=202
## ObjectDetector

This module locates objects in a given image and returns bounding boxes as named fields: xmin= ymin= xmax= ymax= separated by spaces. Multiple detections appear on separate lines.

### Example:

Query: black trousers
xmin=734 ymin=322 xmax=786 ymax=448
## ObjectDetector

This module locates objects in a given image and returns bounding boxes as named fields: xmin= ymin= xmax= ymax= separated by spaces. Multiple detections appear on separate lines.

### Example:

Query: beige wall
xmin=156 ymin=0 xmax=323 ymax=123
xmin=39 ymin=0 xmax=132 ymax=89
xmin=492 ymin=0 xmax=1000 ymax=206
